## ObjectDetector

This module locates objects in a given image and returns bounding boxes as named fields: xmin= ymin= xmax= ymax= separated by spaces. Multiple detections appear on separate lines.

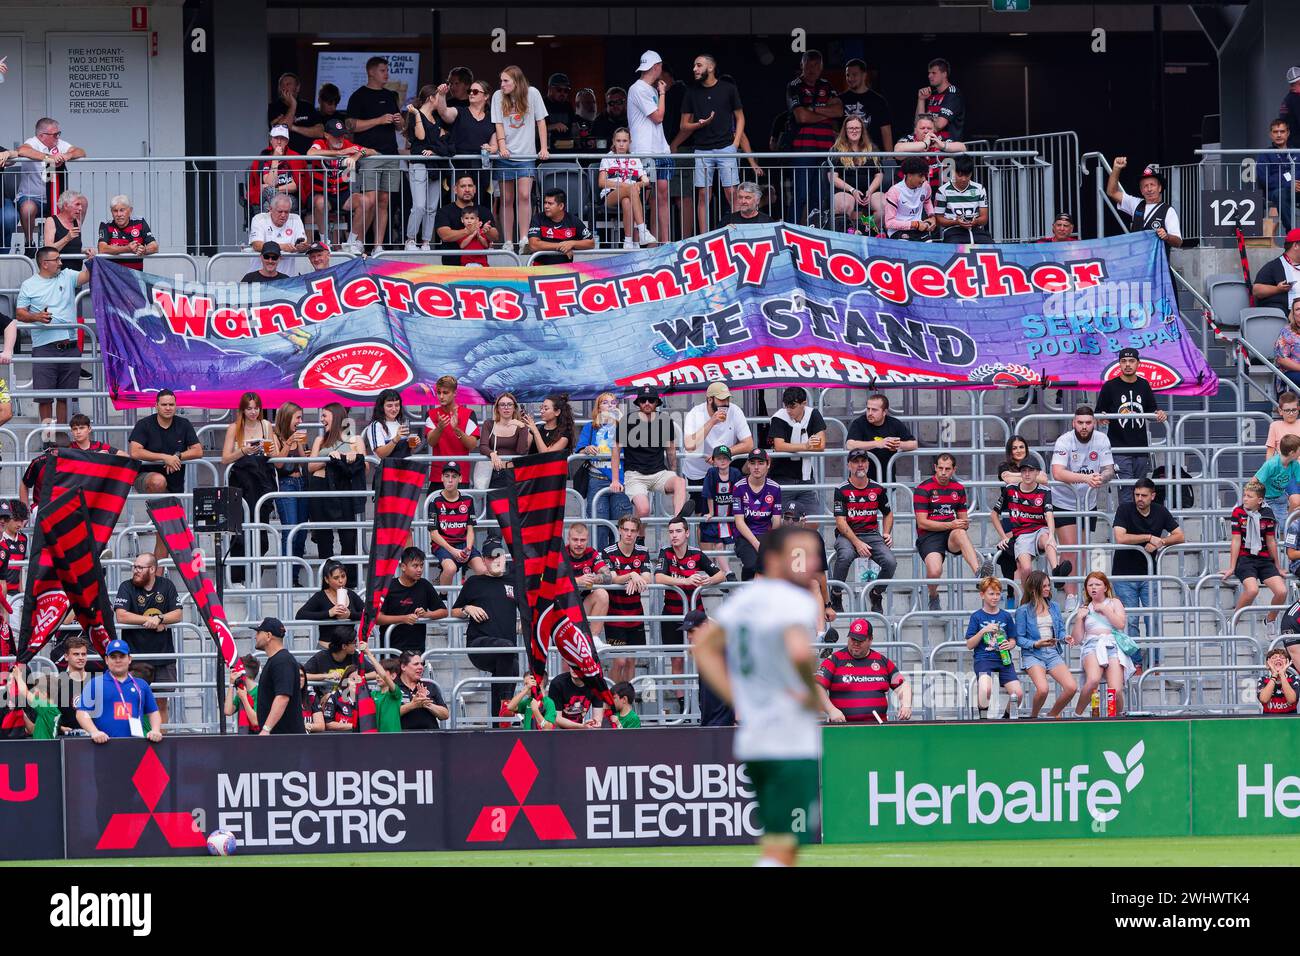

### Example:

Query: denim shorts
xmin=494 ymin=157 xmax=537 ymax=182
xmin=1022 ymin=646 xmax=1066 ymax=671
xmin=974 ymin=660 xmax=1020 ymax=686
xmin=434 ymin=545 xmax=481 ymax=568
xmin=693 ymin=146 xmax=740 ymax=189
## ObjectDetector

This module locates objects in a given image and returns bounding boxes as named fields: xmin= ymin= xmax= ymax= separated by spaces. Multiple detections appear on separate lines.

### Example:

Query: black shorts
xmin=604 ymin=624 xmax=646 ymax=647
xmin=1235 ymin=553 xmax=1282 ymax=583
xmin=661 ymin=621 xmax=683 ymax=647
xmin=918 ymin=530 xmax=955 ymax=559
xmin=325 ymin=186 xmax=352 ymax=213
xmin=1054 ymin=514 xmax=1098 ymax=532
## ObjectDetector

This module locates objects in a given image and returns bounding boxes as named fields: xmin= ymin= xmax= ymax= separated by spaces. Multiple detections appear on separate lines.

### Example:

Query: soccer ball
xmin=206 ymin=829 xmax=237 ymax=857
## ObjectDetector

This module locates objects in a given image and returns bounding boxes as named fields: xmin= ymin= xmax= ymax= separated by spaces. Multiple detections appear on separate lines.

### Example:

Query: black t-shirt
xmin=346 ymin=85 xmax=401 ymax=154
xmin=619 ymin=413 xmax=678 ymax=475
xmin=268 ymin=97 xmax=321 ymax=154
xmin=681 ymin=80 xmax=743 ymax=150
xmin=664 ymin=82 xmax=687 ymax=145
xmin=56 ymin=672 xmax=91 ymax=730
xmin=112 ymin=577 xmax=180 ymax=656
xmin=256 ymin=647 xmax=306 ymax=734
xmin=435 ymin=201 xmax=495 ymax=257
xmin=720 ymin=210 xmax=775 ymax=225
xmin=396 ymin=678 xmax=446 ymax=730
xmin=1111 ymin=501 xmax=1179 ymax=577
xmin=543 ymin=97 xmax=576 ymax=143
xmin=1254 ymin=256 xmax=1292 ymax=312
xmin=548 ymin=673 xmax=605 ymax=724
xmin=240 ymin=270 xmax=291 ymax=283
xmin=454 ymin=573 xmax=518 ymax=644
xmin=528 ymin=211 xmax=592 ymax=244
xmin=846 ymin=414 xmax=915 ymax=481
xmin=767 ymin=409 xmax=828 ymax=484
xmin=839 ymin=88 xmax=892 ymax=150
xmin=448 ymin=108 xmax=495 ymax=155
xmin=925 ymin=84 xmax=966 ymax=140
xmin=381 ymin=577 xmax=446 ymax=654
xmin=128 ymin=414 xmax=201 ymax=493
xmin=1096 ymin=375 xmax=1158 ymax=450
xmin=303 ymin=648 xmax=375 ymax=682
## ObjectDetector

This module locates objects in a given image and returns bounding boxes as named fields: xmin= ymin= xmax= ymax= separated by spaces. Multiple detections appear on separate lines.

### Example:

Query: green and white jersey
xmin=713 ymin=578 xmax=822 ymax=762
xmin=935 ymin=179 xmax=988 ymax=223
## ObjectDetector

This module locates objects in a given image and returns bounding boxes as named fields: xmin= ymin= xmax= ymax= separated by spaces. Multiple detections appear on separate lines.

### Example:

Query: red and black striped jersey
xmin=431 ymin=493 xmax=474 ymax=547
xmin=601 ymin=543 xmax=652 ymax=628
xmin=0 ymin=533 xmax=26 ymax=591
xmin=656 ymin=547 xmax=720 ymax=616
xmin=1230 ymin=505 xmax=1277 ymax=556
xmin=1260 ymin=670 xmax=1300 ymax=714
xmin=913 ymin=477 xmax=967 ymax=526
xmin=833 ymin=481 xmax=890 ymax=536
xmin=816 ymin=648 xmax=904 ymax=722
xmin=994 ymin=483 xmax=1054 ymax=536
xmin=567 ymin=546 xmax=607 ymax=579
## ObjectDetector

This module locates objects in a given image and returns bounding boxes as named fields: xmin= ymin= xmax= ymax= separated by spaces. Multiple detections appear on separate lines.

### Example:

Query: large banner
xmin=91 ymin=227 xmax=1217 ymax=408
xmin=0 ymin=740 xmax=64 ymax=861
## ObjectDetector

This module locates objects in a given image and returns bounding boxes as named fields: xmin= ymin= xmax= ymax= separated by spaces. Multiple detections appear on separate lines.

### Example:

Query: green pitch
xmin=12 ymin=835 xmax=1300 ymax=867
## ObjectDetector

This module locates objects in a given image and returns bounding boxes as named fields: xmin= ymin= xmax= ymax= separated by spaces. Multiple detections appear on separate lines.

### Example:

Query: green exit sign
xmin=992 ymin=0 xmax=1029 ymax=9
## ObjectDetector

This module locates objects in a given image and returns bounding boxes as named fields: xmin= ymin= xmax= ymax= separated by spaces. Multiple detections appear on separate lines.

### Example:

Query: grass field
xmin=11 ymin=834 xmax=1300 ymax=867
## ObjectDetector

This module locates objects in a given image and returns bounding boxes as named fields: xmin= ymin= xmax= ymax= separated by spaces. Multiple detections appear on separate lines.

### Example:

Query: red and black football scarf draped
xmin=18 ymin=489 xmax=118 ymax=663
xmin=146 ymin=497 xmax=245 ymax=687
xmin=354 ymin=459 xmax=429 ymax=734
xmin=488 ymin=450 xmax=615 ymax=716
xmin=21 ymin=449 xmax=138 ymax=658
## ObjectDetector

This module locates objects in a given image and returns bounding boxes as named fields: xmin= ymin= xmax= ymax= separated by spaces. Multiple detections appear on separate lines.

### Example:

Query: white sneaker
xmin=345 ymin=235 xmax=362 ymax=254
xmin=622 ymin=238 xmax=638 ymax=250
xmin=1065 ymin=594 xmax=1079 ymax=614
xmin=369 ymin=245 xmax=384 ymax=257
xmin=418 ymin=242 xmax=432 ymax=252
xmin=636 ymin=224 xmax=656 ymax=245
xmin=404 ymin=239 xmax=419 ymax=251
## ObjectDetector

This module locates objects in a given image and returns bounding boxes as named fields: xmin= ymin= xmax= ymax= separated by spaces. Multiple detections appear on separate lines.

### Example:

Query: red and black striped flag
xmin=354 ymin=458 xmax=429 ymax=733
xmin=488 ymin=450 xmax=615 ymax=715
xmin=18 ymin=489 xmax=119 ymax=662
xmin=146 ymin=497 xmax=245 ymax=686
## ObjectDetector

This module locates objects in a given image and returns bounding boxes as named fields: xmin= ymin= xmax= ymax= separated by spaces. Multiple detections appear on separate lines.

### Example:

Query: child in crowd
xmin=612 ymin=681 xmax=641 ymax=728
xmin=456 ymin=209 xmax=490 ymax=267
xmin=1224 ymin=478 xmax=1288 ymax=625
xmin=1258 ymin=646 xmax=1299 ymax=715
xmin=700 ymin=445 xmax=743 ymax=577
xmin=223 ymin=654 xmax=261 ymax=734
xmin=1254 ymin=433 xmax=1300 ymax=524
xmin=506 ymin=673 xmax=557 ymax=730
xmin=965 ymin=576 xmax=1024 ymax=719
xmin=429 ymin=462 xmax=485 ymax=585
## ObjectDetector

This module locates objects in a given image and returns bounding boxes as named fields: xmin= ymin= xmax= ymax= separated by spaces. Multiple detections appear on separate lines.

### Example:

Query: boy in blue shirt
xmin=965 ymin=577 xmax=1024 ymax=719
xmin=1255 ymin=434 xmax=1300 ymax=523
xmin=75 ymin=639 xmax=163 ymax=742
xmin=700 ymin=444 xmax=744 ymax=578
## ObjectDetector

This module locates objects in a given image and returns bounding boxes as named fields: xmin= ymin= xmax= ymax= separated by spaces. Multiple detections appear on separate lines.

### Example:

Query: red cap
xmin=1286 ymin=228 xmax=1300 ymax=246
xmin=848 ymin=619 xmax=873 ymax=639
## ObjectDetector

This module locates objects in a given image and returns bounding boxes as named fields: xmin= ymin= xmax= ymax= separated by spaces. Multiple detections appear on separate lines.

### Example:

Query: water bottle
xmin=856 ymin=558 xmax=879 ymax=583
xmin=480 ymin=145 xmax=491 ymax=169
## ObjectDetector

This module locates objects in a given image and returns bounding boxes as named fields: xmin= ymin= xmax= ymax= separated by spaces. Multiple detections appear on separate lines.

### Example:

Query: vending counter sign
xmin=821 ymin=720 xmax=1191 ymax=843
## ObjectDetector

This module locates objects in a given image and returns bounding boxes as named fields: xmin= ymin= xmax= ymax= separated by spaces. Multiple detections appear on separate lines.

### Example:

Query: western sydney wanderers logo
xmin=298 ymin=341 xmax=414 ymax=396
xmin=33 ymin=591 xmax=71 ymax=639
xmin=467 ymin=740 xmax=576 ymax=842
xmin=96 ymin=748 xmax=206 ymax=851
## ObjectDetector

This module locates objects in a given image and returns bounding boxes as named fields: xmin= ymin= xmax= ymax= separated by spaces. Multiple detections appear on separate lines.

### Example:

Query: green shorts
xmin=746 ymin=758 xmax=820 ymax=844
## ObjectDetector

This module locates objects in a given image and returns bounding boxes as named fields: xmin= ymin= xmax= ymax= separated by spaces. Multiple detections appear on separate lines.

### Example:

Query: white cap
xmin=637 ymin=50 xmax=662 ymax=73
xmin=269 ymin=125 xmax=290 ymax=139
xmin=1288 ymin=66 xmax=1300 ymax=85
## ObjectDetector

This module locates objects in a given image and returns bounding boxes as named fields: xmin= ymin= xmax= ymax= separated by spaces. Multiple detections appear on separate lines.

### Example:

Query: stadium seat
xmin=1204 ymin=272 xmax=1250 ymax=332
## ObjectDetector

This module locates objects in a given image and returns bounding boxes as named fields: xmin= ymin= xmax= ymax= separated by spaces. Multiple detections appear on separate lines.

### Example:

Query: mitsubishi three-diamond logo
xmin=96 ymin=748 xmax=206 ymax=851
xmin=466 ymin=740 xmax=576 ymax=842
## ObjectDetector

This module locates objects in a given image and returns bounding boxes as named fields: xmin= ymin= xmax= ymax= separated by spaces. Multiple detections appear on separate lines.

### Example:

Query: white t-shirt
xmin=17 ymin=136 xmax=75 ymax=199
xmin=713 ymin=578 xmax=822 ymax=762
xmin=681 ymin=402 xmax=752 ymax=480
xmin=1117 ymin=193 xmax=1182 ymax=239
xmin=627 ymin=79 xmax=669 ymax=157
xmin=1051 ymin=429 xmax=1115 ymax=513
xmin=490 ymin=87 xmax=548 ymax=159
xmin=249 ymin=212 xmax=307 ymax=249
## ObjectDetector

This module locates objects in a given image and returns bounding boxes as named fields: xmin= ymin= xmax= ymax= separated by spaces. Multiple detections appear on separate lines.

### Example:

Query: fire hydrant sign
xmin=45 ymin=33 xmax=150 ymax=155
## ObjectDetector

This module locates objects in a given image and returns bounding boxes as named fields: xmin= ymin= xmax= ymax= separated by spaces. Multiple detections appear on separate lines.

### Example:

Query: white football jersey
xmin=1051 ymin=430 xmax=1114 ymax=513
xmin=712 ymin=578 xmax=822 ymax=762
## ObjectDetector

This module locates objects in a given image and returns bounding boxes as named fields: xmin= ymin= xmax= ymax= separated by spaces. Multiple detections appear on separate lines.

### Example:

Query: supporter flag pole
xmin=354 ymin=458 xmax=430 ymax=734
xmin=146 ymin=498 xmax=246 ymax=703
xmin=488 ymin=450 xmax=619 ymax=726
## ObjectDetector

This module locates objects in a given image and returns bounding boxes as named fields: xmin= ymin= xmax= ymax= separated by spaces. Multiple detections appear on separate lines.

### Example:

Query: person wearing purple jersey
xmin=732 ymin=449 xmax=783 ymax=581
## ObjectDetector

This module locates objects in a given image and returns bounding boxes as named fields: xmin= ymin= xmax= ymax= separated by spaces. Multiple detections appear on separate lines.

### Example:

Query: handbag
xmin=568 ymin=455 xmax=591 ymax=498
xmin=1110 ymin=625 xmax=1140 ymax=660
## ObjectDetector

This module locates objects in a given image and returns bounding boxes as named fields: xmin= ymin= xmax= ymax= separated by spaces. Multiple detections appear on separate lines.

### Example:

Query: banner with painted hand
xmin=90 ymin=226 xmax=1217 ymax=408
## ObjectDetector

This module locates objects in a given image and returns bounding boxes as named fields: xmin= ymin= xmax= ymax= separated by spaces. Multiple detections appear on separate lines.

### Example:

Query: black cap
xmin=306 ymin=240 xmax=329 ymax=255
xmin=847 ymin=448 xmax=871 ymax=462
xmin=323 ymin=116 xmax=347 ymax=138
xmin=782 ymin=502 xmax=807 ymax=521
xmin=633 ymin=385 xmax=661 ymax=406
xmin=681 ymin=608 xmax=709 ymax=632
xmin=254 ymin=617 xmax=285 ymax=638
xmin=1118 ymin=347 xmax=1141 ymax=360
xmin=442 ymin=461 xmax=461 ymax=474
xmin=548 ymin=73 xmax=571 ymax=88
xmin=260 ymin=241 xmax=282 ymax=258
xmin=747 ymin=448 xmax=769 ymax=462
xmin=482 ymin=536 xmax=509 ymax=559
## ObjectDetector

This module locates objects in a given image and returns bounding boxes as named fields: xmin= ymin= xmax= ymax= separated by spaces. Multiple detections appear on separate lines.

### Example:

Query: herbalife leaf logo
xmin=1102 ymin=740 xmax=1145 ymax=793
